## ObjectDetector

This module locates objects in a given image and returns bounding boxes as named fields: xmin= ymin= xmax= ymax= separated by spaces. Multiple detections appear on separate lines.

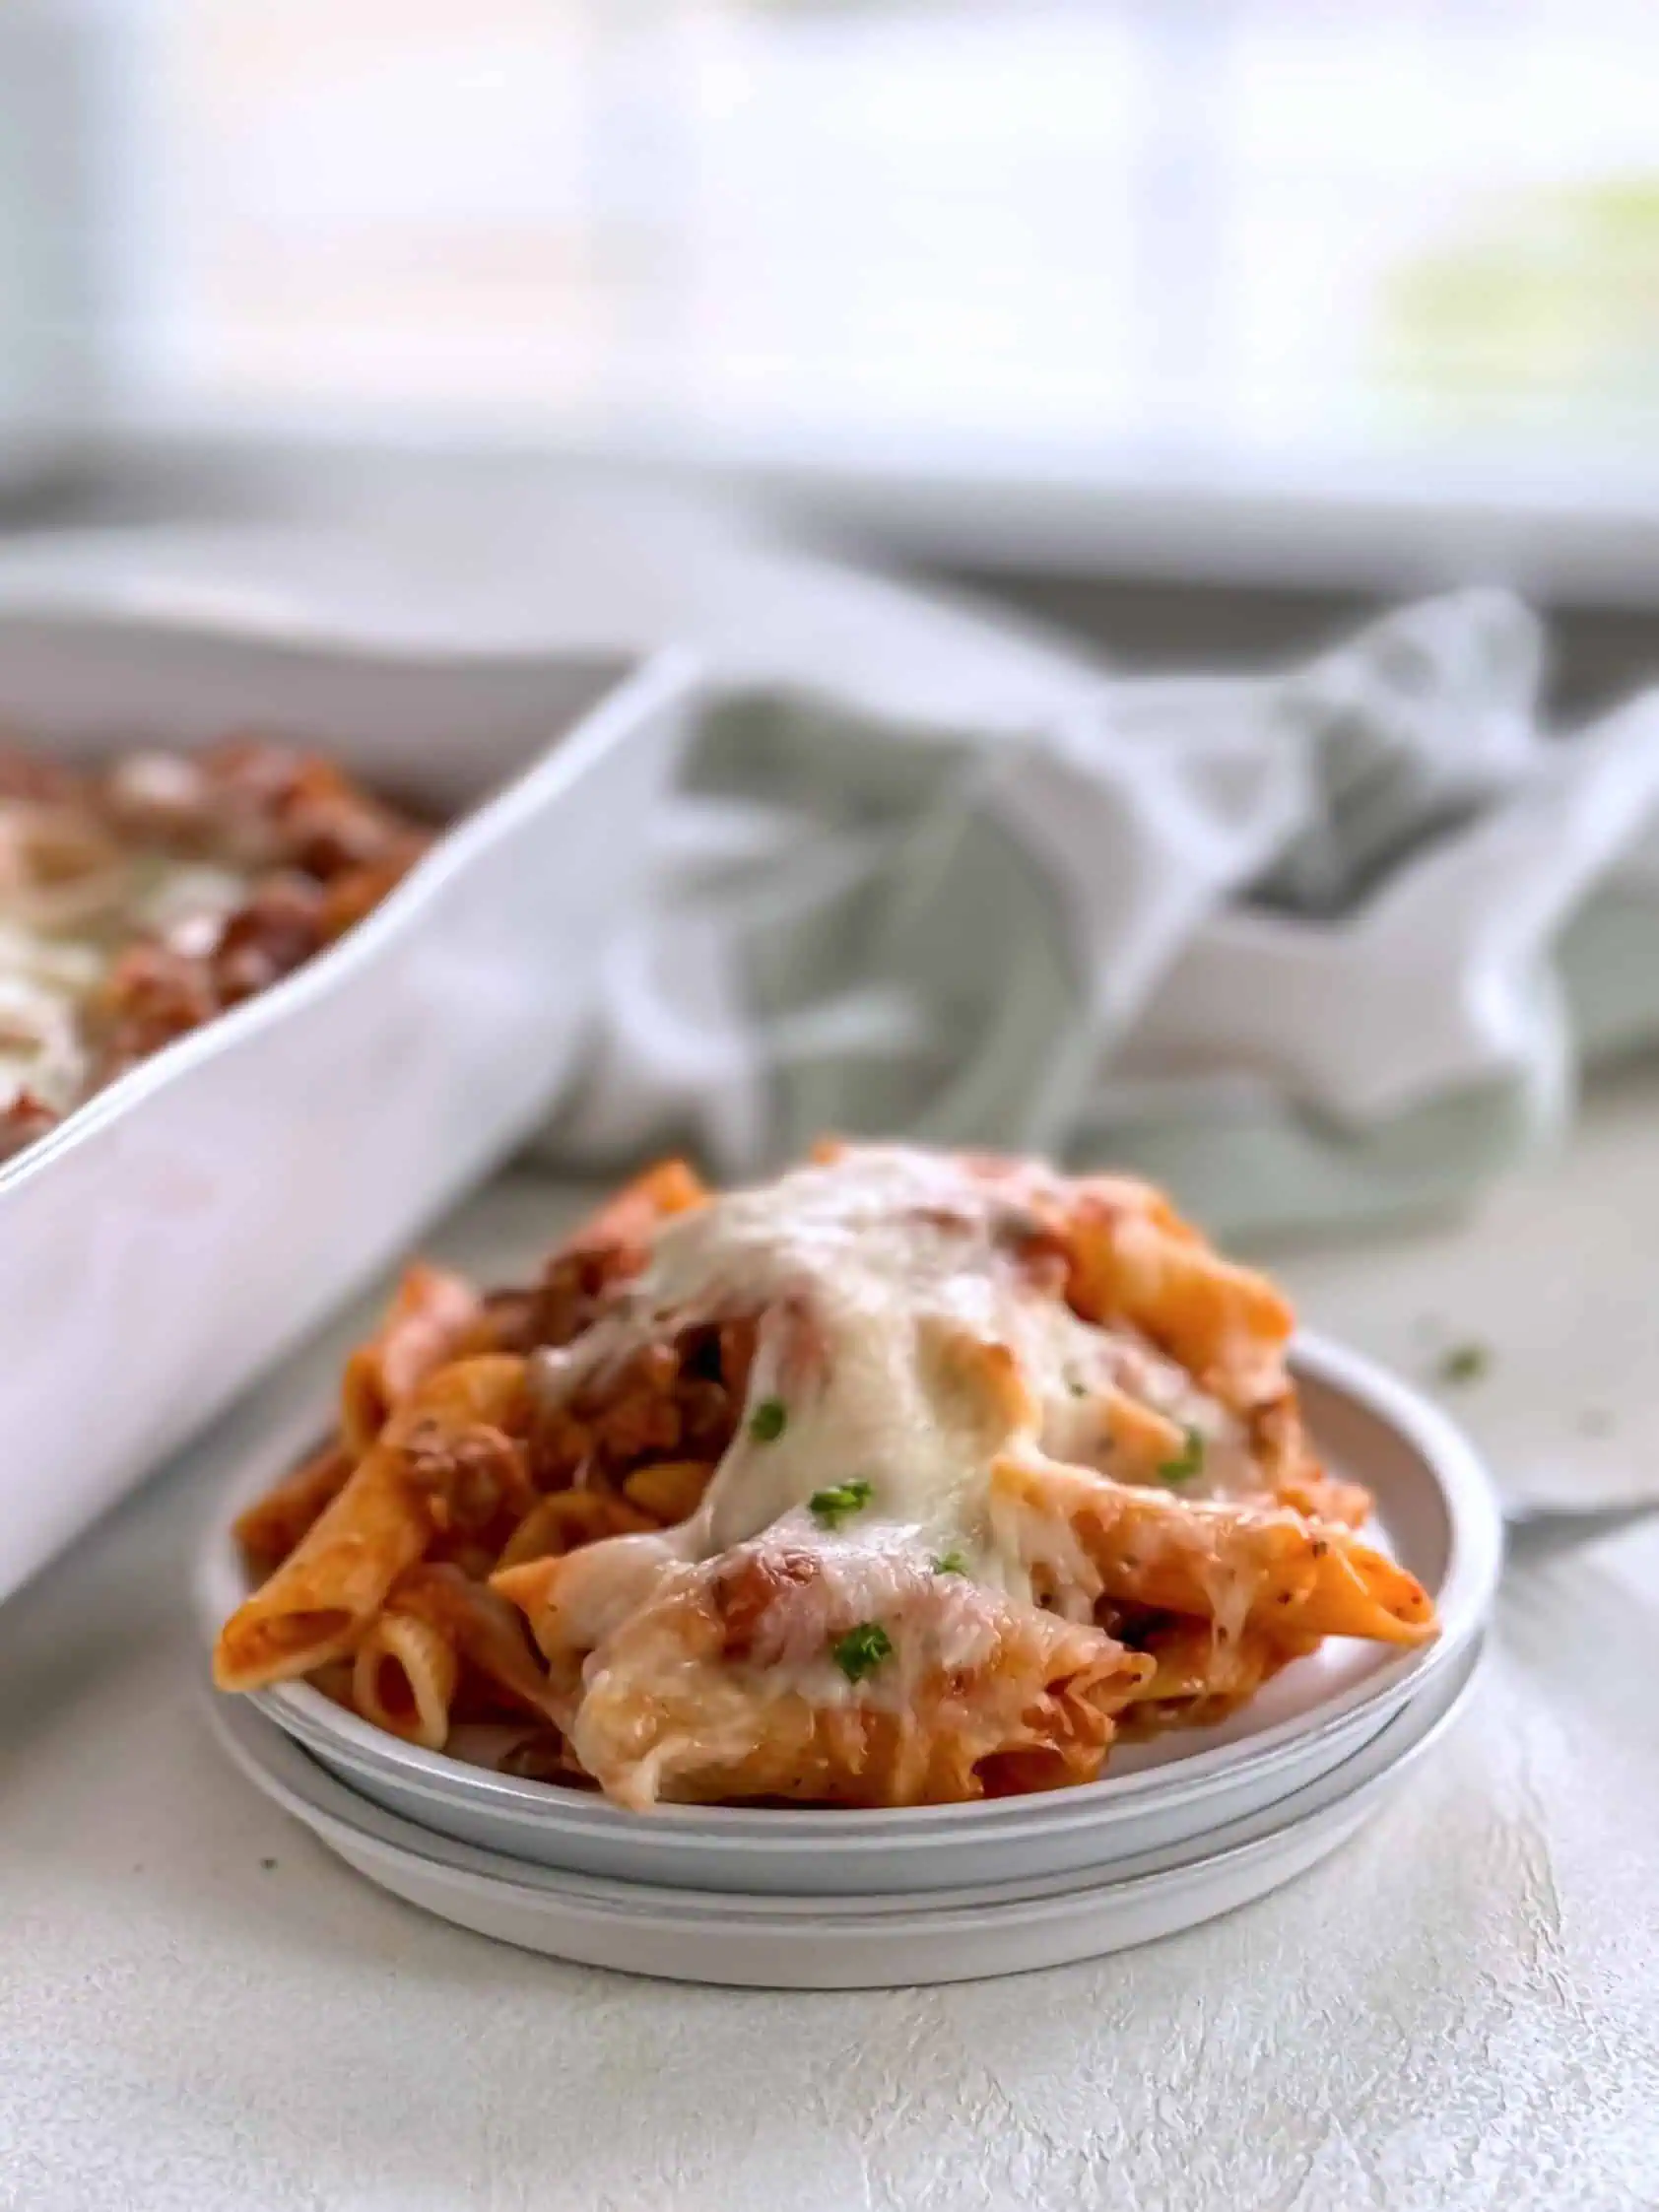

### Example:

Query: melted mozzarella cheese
xmin=0 ymin=810 xmax=251 ymax=1116
xmin=533 ymin=1148 xmax=1251 ymax=1656
xmin=0 ymin=926 xmax=100 ymax=1112
xmin=130 ymin=858 xmax=247 ymax=954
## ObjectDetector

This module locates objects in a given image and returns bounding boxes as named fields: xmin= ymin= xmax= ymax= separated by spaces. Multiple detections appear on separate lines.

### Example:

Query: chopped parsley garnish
xmin=932 ymin=1550 xmax=968 ymax=1576
xmin=831 ymin=1622 xmax=893 ymax=1683
xmin=1436 ymin=1341 xmax=1491 ymax=1387
xmin=1158 ymin=1426 xmax=1206 ymax=1485
xmin=810 ymin=1478 xmax=874 ymax=1528
xmin=748 ymin=1397 xmax=788 ymax=1443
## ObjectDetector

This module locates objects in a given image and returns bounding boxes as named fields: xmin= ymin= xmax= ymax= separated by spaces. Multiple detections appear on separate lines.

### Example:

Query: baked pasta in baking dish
xmin=214 ymin=1144 xmax=1436 ymax=1810
xmin=0 ymin=737 xmax=431 ymax=1162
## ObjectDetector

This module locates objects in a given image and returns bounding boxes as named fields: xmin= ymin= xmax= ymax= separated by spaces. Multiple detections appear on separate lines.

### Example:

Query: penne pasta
xmin=232 ymin=1439 xmax=355 ymax=1577
xmin=1059 ymin=1186 xmax=1294 ymax=1407
xmin=987 ymin=1454 xmax=1436 ymax=1648
xmin=340 ymin=1262 xmax=483 ymax=1454
xmin=571 ymin=1156 xmax=708 ymax=1247
xmin=217 ymin=1142 xmax=1440 ymax=1809
xmin=385 ymin=1563 xmax=558 ymax=1722
xmin=1118 ymin=1617 xmax=1320 ymax=1735
xmin=213 ymin=1355 xmax=530 ymax=1691
xmin=352 ymin=1608 xmax=460 ymax=1749
xmin=621 ymin=1458 xmax=717 ymax=1525
xmin=495 ymin=1489 xmax=655 ymax=1572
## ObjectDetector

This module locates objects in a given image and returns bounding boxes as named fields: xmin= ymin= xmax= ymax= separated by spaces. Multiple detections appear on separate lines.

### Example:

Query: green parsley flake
xmin=1068 ymin=1378 xmax=1089 ymax=1399
xmin=810 ymin=1478 xmax=875 ymax=1528
xmin=748 ymin=1397 xmax=787 ymax=1443
xmin=1158 ymin=1426 xmax=1206 ymax=1485
xmin=1436 ymin=1341 xmax=1491 ymax=1387
xmin=831 ymin=1622 xmax=893 ymax=1684
xmin=932 ymin=1551 xmax=968 ymax=1576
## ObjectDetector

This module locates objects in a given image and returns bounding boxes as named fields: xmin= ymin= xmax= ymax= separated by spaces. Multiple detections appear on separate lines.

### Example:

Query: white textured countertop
xmin=5 ymin=1084 xmax=1659 ymax=2211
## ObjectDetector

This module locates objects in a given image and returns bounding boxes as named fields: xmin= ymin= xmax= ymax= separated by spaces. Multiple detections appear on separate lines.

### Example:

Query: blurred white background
xmin=8 ymin=0 xmax=1659 ymax=596
xmin=113 ymin=6 xmax=1659 ymax=443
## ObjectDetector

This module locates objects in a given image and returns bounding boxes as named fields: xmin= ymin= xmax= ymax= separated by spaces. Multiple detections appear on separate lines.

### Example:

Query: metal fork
xmin=1501 ymin=1499 xmax=1659 ymax=1549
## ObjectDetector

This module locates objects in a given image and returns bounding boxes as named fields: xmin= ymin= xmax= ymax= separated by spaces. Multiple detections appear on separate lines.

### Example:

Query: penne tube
xmin=1117 ymin=1618 xmax=1318 ymax=1734
xmin=396 ymin=1354 xmax=532 ymax=1437
xmin=214 ymin=1356 xmax=530 ymax=1691
xmin=215 ymin=1438 xmax=431 ymax=1688
xmin=989 ymin=1454 xmax=1436 ymax=1648
xmin=1286 ymin=1538 xmax=1438 ymax=1642
xmin=307 ymin=1658 xmax=358 ymax=1710
xmin=621 ymin=1459 xmax=717 ymax=1525
xmin=1060 ymin=1187 xmax=1294 ymax=1399
xmin=340 ymin=1261 xmax=483 ymax=1454
xmin=495 ymin=1490 xmax=655 ymax=1572
xmin=232 ymin=1439 xmax=355 ymax=1576
xmin=533 ymin=1158 xmax=710 ymax=1346
xmin=572 ymin=1157 xmax=708 ymax=1247
xmin=493 ymin=1528 xmax=683 ymax=1679
xmin=352 ymin=1609 xmax=459 ymax=1749
xmin=387 ymin=1563 xmax=557 ymax=1720
xmin=959 ymin=1153 xmax=1294 ymax=1401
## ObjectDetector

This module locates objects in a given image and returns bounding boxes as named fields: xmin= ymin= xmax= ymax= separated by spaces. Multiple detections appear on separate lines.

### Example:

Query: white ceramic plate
xmin=197 ymin=1332 xmax=1502 ymax=1893
xmin=0 ymin=603 xmax=695 ymax=1603
xmin=205 ymin=1636 xmax=1484 ymax=1987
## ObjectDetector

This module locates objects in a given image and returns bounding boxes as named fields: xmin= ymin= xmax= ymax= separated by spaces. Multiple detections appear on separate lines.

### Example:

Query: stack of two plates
xmin=199 ymin=1336 xmax=1502 ymax=1988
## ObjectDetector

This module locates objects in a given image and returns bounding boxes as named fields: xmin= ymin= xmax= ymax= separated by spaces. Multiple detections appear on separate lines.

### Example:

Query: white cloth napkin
xmin=539 ymin=583 xmax=1659 ymax=1235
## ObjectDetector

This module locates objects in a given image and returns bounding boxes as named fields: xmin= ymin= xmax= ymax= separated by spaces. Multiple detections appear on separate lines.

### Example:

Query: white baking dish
xmin=0 ymin=604 xmax=694 ymax=1602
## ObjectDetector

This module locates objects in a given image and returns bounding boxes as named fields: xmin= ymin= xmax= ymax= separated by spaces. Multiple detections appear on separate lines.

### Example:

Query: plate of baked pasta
xmin=202 ymin=1142 xmax=1499 ymax=1948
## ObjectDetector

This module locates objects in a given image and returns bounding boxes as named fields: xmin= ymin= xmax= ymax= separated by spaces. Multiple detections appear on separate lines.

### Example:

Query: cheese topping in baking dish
xmin=0 ymin=864 xmax=249 ymax=1114
xmin=0 ymin=740 xmax=431 ymax=1159
xmin=0 ymin=927 xmax=99 ymax=1112
xmin=531 ymin=1147 xmax=1257 ymax=1659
